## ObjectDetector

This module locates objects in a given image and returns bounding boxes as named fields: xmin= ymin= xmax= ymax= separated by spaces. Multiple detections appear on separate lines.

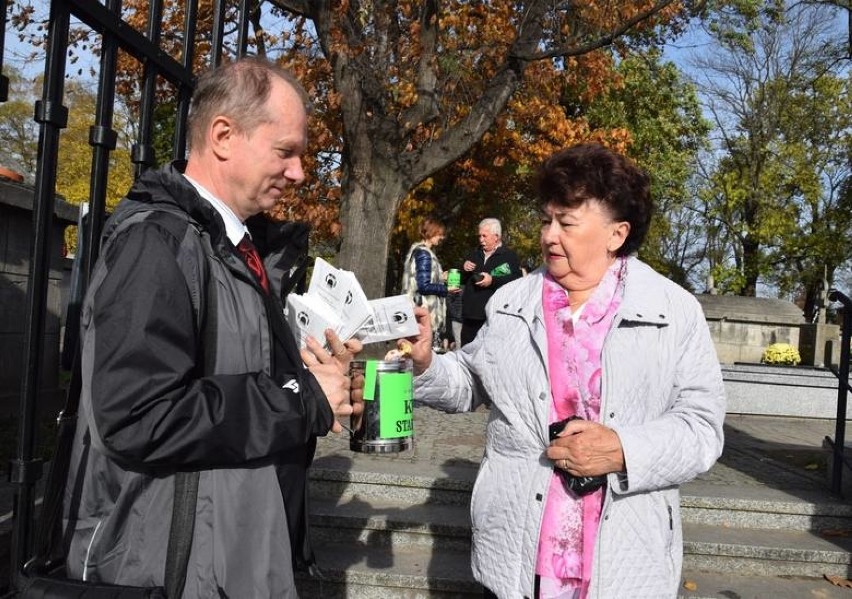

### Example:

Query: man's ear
xmin=208 ymin=115 xmax=235 ymax=160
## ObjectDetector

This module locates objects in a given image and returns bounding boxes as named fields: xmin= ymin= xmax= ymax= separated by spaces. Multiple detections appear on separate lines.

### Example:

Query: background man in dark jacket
xmin=63 ymin=58 xmax=358 ymax=598
xmin=459 ymin=217 xmax=522 ymax=346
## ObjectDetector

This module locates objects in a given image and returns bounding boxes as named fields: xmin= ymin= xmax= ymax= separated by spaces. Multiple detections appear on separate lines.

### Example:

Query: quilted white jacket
xmin=414 ymin=258 xmax=726 ymax=598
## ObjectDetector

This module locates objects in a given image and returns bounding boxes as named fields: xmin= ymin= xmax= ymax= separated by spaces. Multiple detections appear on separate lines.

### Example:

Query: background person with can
xmin=401 ymin=217 xmax=454 ymax=351
xmin=459 ymin=217 xmax=521 ymax=346
xmin=446 ymin=269 xmax=464 ymax=349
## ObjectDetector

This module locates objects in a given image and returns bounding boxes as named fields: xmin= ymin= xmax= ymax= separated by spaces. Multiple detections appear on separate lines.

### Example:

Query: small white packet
xmin=308 ymin=258 xmax=373 ymax=339
xmin=357 ymin=295 xmax=419 ymax=344
xmin=285 ymin=292 xmax=342 ymax=349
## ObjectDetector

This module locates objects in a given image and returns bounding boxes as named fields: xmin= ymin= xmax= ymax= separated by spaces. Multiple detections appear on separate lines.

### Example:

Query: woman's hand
xmin=546 ymin=419 xmax=625 ymax=477
xmin=402 ymin=306 xmax=434 ymax=375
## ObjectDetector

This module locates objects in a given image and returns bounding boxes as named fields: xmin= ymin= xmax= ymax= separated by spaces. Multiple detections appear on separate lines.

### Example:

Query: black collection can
xmin=349 ymin=358 xmax=414 ymax=453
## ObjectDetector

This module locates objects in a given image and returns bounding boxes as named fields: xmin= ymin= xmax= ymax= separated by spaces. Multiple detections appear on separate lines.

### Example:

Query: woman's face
xmin=426 ymin=231 xmax=445 ymax=247
xmin=540 ymin=200 xmax=629 ymax=292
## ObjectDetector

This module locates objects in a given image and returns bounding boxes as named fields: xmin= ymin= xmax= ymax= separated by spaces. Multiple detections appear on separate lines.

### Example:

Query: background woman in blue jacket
xmin=402 ymin=217 xmax=451 ymax=350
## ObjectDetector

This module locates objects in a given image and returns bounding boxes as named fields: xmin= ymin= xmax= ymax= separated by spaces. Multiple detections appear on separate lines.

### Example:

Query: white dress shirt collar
xmin=183 ymin=174 xmax=248 ymax=246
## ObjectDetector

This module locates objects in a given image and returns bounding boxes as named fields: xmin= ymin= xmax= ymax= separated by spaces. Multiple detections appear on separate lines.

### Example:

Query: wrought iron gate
xmin=1 ymin=0 xmax=257 ymax=587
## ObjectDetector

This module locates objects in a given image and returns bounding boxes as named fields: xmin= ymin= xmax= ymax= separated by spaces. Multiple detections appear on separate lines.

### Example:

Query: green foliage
xmin=56 ymin=84 xmax=134 ymax=254
xmin=580 ymin=49 xmax=711 ymax=284
xmin=0 ymin=68 xmax=40 ymax=179
xmin=696 ymin=1 xmax=850 ymax=302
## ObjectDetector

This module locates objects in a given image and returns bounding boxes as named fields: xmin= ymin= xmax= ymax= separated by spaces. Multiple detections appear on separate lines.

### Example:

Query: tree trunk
xmin=335 ymin=159 xmax=407 ymax=299
xmin=741 ymin=236 xmax=760 ymax=297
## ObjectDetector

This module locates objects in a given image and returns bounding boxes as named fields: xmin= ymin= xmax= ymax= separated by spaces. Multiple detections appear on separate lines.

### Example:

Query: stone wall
xmin=0 ymin=180 xmax=76 ymax=415
xmin=696 ymin=294 xmax=807 ymax=365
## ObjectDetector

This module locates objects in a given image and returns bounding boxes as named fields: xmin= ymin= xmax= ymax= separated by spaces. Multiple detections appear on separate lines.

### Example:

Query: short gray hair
xmin=187 ymin=57 xmax=309 ymax=152
xmin=478 ymin=218 xmax=502 ymax=237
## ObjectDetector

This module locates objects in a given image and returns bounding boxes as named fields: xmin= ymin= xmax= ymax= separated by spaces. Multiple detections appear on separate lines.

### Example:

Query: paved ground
xmin=314 ymin=405 xmax=847 ymax=497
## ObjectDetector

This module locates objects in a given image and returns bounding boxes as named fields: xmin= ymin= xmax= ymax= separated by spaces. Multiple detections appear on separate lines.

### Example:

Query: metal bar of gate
xmin=212 ymin=0 xmax=228 ymax=67
xmin=9 ymin=0 xmax=70 ymax=584
xmin=132 ymin=0 xmax=166 ymax=176
xmin=828 ymin=290 xmax=852 ymax=496
xmin=237 ymin=0 xmax=251 ymax=57
xmin=66 ymin=0 xmax=193 ymax=89
xmin=85 ymin=0 xmax=123 ymax=276
xmin=0 ymin=0 xmax=9 ymax=102
xmin=173 ymin=0 xmax=199 ymax=160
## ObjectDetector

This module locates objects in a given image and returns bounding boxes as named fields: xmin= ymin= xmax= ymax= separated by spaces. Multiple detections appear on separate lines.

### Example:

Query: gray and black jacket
xmin=63 ymin=162 xmax=333 ymax=598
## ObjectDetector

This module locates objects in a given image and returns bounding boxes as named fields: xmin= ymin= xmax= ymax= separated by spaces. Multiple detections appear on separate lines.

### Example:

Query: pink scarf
xmin=536 ymin=258 xmax=625 ymax=599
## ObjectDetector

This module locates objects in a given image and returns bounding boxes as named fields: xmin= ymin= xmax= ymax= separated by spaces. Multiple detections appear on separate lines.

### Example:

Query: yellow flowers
xmin=761 ymin=343 xmax=801 ymax=366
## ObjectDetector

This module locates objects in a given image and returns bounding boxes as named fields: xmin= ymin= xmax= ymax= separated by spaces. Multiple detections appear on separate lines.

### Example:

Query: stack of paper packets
xmin=285 ymin=257 xmax=419 ymax=348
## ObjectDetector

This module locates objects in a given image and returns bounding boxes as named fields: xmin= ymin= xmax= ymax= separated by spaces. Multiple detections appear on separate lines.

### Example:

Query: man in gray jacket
xmin=63 ymin=58 xmax=356 ymax=597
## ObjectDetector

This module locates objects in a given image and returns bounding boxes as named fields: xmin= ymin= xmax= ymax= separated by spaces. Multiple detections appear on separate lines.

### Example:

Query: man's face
xmin=479 ymin=227 xmax=500 ymax=252
xmin=225 ymin=78 xmax=307 ymax=221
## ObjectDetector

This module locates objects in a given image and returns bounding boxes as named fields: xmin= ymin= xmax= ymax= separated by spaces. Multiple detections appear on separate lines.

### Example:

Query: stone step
xmin=311 ymin=461 xmax=852 ymax=533
xmin=310 ymin=495 xmax=471 ymax=553
xmin=309 ymin=479 xmax=852 ymax=579
xmin=298 ymin=537 xmax=852 ymax=599
xmin=683 ymin=522 xmax=852 ymax=577
xmin=681 ymin=481 xmax=852 ymax=531
xmin=679 ymin=569 xmax=852 ymax=599
xmin=297 ymin=544 xmax=481 ymax=598
xmin=309 ymin=458 xmax=475 ymax=507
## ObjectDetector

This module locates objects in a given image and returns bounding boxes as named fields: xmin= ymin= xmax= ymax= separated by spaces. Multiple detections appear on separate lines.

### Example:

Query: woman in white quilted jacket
xmin=404 ymin=143 xmax=726 ymax=598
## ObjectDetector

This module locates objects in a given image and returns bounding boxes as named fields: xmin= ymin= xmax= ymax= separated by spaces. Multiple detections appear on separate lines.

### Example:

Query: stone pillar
xmin=799 ymin=323 xmax=841 ymax=368
xmin=0 ymin=179 xmax=77 ymax=416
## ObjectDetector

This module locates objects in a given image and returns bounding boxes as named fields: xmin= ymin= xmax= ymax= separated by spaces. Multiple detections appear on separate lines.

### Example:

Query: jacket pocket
xmin=470 ymin=454 xmax=495 ymax=536
xmin=664 ymin=497 xmax=678 ymax=577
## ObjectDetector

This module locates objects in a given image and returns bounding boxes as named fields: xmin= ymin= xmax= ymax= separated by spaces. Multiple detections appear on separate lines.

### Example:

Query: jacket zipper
xmin=82 ymin=519 xmax=103 ymax=581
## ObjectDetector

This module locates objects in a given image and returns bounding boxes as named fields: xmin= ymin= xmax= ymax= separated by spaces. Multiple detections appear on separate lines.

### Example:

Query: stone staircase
xmin=297 ymin=408 xmax=852 ymax=598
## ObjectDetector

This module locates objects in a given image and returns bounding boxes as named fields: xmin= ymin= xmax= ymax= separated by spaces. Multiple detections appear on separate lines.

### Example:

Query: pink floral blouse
xmin=536 ymin=258 xmax=626 ymax=599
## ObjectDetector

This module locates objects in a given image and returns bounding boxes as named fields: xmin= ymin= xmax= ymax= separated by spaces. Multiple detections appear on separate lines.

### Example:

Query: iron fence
xmin=826 ymin=289 xmax=852 ymax=498
xmin=1 ymin=0 xmax=254 ymax=587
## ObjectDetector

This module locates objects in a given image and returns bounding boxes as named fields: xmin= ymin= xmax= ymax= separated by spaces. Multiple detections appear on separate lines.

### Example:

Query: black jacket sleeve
xmin=86 ymin=219 xmax=332 ymax=471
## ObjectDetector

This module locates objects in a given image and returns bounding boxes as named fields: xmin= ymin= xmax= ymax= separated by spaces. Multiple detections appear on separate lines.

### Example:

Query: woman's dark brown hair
xmin=536 ymin=143 xmax=653 ymax=257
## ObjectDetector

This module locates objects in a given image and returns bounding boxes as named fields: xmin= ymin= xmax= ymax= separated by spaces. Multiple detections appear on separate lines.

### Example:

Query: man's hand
xmin=545 ymin=419 xmax=625 ymax=477
xmin=402 ymin=306 xmax=434 ymax=375
xmin=321 ymin=329 xmax=362 ymax=375
xmin=475 ymin=273 xmax=493 ymax=287
xmin=463 ymin=260 xmax=476 ymax=272
xmin=301 ymin=330 xmax=359 ymax=433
